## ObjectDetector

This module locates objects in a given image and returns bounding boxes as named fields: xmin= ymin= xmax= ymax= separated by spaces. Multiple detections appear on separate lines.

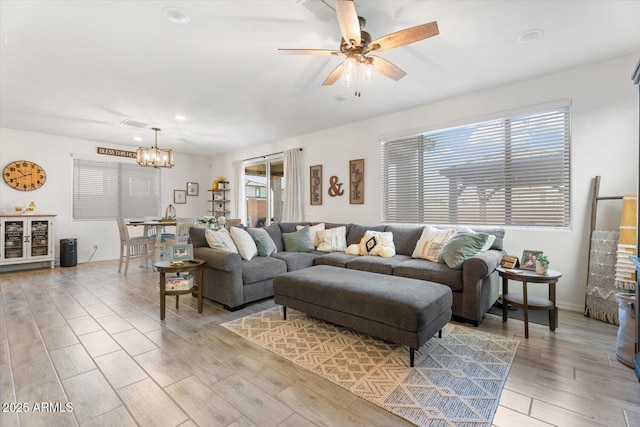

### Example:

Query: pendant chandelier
xmin=136 ymin=127 xmax=174 ymax=168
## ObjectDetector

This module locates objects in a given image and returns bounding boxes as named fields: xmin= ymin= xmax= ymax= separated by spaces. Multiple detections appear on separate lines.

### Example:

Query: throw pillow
xmin=246 ymin=227 xmax=277 ymax=257
xmin=204 ymin=228 xmax=238 ymax=253
xmin=282 ymin=226 xmax=315 ymax=253
xmin=456 ymin=226 xmax=496 ymax=252
xmin=412 ymin=225 xmax=456 ymax=261
xmin=316 ymin=226 xmax=347 ymax=252
xmin=296 ymin=223 xmax=325 ymax=247
xmin=230 ymin=227 xmax=258 ymax=261
xmin=438 ymin=231 xmax=489 ymax=269
xmin=345 ymin=244 xmax=360 ymax=255
xmin=358 ymin=230 xmax=396 ymax=258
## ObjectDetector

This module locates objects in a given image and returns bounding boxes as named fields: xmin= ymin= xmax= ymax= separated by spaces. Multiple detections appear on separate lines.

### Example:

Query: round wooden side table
xmin=497 ymin=266 xmax=562 ymax=338
xmin=154 ymin=259 xmax=205 ymax=320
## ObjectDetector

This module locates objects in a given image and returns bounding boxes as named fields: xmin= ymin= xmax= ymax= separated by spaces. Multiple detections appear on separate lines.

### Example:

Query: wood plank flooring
xmin=0 ymin=260 xmax=638 ymax=426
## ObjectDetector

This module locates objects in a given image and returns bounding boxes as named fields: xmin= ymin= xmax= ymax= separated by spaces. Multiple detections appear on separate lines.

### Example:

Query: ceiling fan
xmin=278 ymin=0 xmax=439 ymax=96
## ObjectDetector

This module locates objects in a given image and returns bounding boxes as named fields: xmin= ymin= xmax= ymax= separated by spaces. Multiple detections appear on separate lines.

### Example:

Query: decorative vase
xmin=536 ymin=260 xmax=548 ymax=275
xmin=219 ymin=183 xmax=226 ymax=190
xmin=212 ymin=181 xmax=218 ymax=190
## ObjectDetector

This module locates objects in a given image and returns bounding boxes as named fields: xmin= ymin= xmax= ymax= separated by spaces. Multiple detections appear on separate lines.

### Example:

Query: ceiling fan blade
xmin=321 ymin=62 xmax=345 ymax=86
xmin=370 ymin=56 xmax=407 ymax=81
xmin=368 ymin=21 xmax=439 ymax=53
xmin=278 ymin=49 xmax=340 ymax=56
xmin=335 ymin=0 xmax=361 ymax=47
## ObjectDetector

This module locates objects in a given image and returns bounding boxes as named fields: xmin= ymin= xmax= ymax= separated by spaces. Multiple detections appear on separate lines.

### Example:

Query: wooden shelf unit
xmin=208 ymin=188 xmax=231 ymax=216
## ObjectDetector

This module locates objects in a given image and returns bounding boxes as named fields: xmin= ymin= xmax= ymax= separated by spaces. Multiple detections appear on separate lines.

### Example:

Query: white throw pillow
xmin=412 ymin=225 xmax=455 ymax=261
xmin=230 ymin=227 xmax=258 ymax=261
xmin=205 ymin=228 xmax=238 ymax=253
xmin=358 ymin=230 xmax=396 ymax=258
xmin=316 ymin=226 xmax=347 ymax=252
xmin=456 ymin=226 xmax=496 ymax=252
xmin=345 ymin=244 xmax=360 ymax=255
xmin=297 ymin=223 xmax=325 ymax=248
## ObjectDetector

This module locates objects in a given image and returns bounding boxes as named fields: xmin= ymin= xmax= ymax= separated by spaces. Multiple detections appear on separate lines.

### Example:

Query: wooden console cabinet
xmin=0 ymin=214 xmax=56 ymax=269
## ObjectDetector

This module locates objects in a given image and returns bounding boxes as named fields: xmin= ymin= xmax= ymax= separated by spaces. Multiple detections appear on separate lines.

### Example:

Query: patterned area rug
xmin=222 ymin=307 xmax=519 ymax=426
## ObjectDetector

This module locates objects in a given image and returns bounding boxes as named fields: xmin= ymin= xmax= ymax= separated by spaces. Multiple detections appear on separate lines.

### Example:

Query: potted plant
xmin=216 ymin=176 xmax=228 ymax=190
xmin=198 ymin=216 xmax=217 ymax=229
xmin=536 ymin=254 xmax=549 ymax=275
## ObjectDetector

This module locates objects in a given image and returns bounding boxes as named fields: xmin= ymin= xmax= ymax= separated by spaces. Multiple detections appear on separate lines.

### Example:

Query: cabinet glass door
xmin=3 ymin=219 xmax=26 ymax=260
xmin=30 ymin=220 xmax=50 ymax=258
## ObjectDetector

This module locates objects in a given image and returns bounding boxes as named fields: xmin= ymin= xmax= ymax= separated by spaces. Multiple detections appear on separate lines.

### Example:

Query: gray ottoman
xmin=273 ymin=265 xmax=452 ymax=366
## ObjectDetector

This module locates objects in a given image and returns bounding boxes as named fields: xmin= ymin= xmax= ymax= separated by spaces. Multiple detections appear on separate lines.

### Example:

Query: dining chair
xmin=117 ymin=217 xmax=155 ymax=275
xmin=164 ymin=218 xmax=198 ymax=248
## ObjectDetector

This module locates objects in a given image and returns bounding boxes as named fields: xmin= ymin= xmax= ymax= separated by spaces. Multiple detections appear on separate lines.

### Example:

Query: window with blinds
xmin=73 ymin=159 xmax=161 ymax=220
xmin=381 ymin=105 xmax=571 ymax=227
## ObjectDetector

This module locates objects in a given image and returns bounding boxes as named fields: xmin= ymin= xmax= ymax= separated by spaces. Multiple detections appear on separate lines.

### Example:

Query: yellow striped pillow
xmin=412 ymin=226 xmax=455 ymax=261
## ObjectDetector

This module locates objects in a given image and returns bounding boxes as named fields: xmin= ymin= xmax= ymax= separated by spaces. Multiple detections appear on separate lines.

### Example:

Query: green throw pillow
xmin=246 ymin=227 xmax=277 ymax=257
xmin=282 ymin=226 xmax=315 ymax=253
xmin=438 ymin=232 xmax=489 ymax=269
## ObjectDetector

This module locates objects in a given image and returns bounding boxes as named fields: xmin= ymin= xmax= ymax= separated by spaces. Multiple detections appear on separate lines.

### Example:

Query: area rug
xmin=222 ymin=307 xmax=519 ymax=426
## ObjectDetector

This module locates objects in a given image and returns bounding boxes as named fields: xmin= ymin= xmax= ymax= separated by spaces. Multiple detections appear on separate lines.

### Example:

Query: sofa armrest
xmin=456 ymin=249 xmax=504 ymax=325
xmin=462 ymin=249 xmax=504 ymax=281
xmin=194 ymin=247 xmax=242 ymax=272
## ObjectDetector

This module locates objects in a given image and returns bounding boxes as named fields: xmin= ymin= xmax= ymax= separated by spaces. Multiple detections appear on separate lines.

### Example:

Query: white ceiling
xmin=1 ymin=1 xmax=639 ymax=156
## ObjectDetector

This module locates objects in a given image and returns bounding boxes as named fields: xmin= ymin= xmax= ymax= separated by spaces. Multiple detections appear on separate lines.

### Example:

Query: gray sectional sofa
xmin=188 ymin=222 xmax=506 ymax=326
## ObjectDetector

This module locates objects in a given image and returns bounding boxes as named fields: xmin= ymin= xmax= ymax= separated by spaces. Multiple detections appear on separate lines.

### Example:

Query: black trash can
xmin=60 ymin=238 xmax=77 ymax=267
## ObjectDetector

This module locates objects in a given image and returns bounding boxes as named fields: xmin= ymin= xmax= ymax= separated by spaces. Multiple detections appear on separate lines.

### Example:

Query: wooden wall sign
xmin=310 ymin=165 xmax=322 ymax=205
xmin=97 ymin=147 xmax=137 ymax=158
xmin=349 ymin=159 xmax=364 ymax=204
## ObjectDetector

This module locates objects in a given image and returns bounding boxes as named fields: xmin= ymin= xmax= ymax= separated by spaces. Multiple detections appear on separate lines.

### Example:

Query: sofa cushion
xmin=279 ymin=222 xmax=310 ymax=234
xmin=273 ymin=251 xmax=320 ymax=271
xmin=316 ymin=226 xmax=347 ymax=252
xmin=296 ymin=223 xmax=325 ymax=247
xmin=346 ymin=254 xmax=412 ymax=275
xmin=384 ymin=225 xmax=424 ymax=256
xmin=241 ymin=256 xmax=287 ymax=284
xmin=438 ymin=232 xmax=489 ymax=269
xmin=283 ymin=226 xmax=315 ymax=252
xmin=346 ymin=224 xmax=386 ymax=246
xmin=205 ymin=228 xmax=238 ymax=253
xmin=189 ymin=227 xmax=208 ymax=248
xmin=412 ymin=226 xmax=455 ymax=261
xmin=313 ymin=252 xmax=357 ymax=268
xmin=394 ymin=258 xmax=464 ymax=292
xmin=246 ymin=227 xmax=277 ymax=257
xmin=263 ymin=223 xmax=284 ymax=252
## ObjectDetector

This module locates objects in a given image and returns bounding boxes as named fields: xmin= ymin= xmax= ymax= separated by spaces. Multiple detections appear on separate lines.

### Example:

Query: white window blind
xmin=381 ymin=105 xmax=571 ymax=227
xmin=73 ymin=159 xmax=161 ymax=220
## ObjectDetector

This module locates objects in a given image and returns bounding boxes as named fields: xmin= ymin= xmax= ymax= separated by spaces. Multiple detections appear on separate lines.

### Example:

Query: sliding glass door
xmin=244 ymin=157 xmax=284 ymax=227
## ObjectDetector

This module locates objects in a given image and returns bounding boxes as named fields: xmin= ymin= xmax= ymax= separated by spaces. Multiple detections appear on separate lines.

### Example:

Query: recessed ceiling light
xmin=174 ymin=114 xmax=186 ymax=121
xmin=333 ymin=95 xmax=346 ymax=102
xmin=164 ymin=8 xmax=190 ymax=24
xmin=518 ymin=28 xmax=544 ymax=43
xmin=133 ymin=136 xmax=142 ymax=141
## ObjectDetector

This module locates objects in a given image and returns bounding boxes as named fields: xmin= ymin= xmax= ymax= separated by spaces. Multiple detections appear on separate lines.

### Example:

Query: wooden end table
xmin=497 ymin=266 xmax=562 ymax=338
xmin=154 ymin=259 xmax=205 ymax=320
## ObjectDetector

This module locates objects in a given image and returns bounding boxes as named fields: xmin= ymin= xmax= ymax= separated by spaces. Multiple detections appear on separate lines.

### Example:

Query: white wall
xmin=0 ymin=128 xmax=214 ymax=263
xmin=212 ymin=53 xmax=640 ymax=312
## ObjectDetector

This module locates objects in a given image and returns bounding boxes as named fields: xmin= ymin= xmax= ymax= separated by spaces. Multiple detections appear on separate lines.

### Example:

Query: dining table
xmin=125 ymin=219 xmax=177 ymax=264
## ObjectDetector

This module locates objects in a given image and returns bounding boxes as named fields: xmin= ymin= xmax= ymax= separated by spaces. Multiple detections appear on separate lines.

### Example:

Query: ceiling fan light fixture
xmin=342 ymin=56 xmax=357 ymax=87
xmin=137 ymin=128 xmax=174 ymax=168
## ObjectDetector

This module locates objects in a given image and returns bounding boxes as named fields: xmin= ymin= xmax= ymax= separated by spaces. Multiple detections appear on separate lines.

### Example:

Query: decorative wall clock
xmin=3 ymin=160 xmax=47 ymax=191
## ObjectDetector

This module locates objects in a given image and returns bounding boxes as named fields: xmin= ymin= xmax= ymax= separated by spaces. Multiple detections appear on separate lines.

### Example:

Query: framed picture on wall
xmin=186 ymin=182 xmax=199 ymax=196
xmin=310 ymin=165 xmax=322 ymax=205
xmin=174 ymin=190 xmax=187 ymax=204
xmin=349 ymin=159 xmax=364 ymax=204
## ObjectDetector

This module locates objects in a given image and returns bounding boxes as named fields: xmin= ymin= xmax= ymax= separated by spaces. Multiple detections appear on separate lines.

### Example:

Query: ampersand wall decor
xmin=328 ymin=175 xmax=344 ymax=197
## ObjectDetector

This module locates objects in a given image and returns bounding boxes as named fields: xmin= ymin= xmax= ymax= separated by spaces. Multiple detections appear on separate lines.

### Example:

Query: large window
xmin=381 ymin=104 xmax=571 ymax=227
xmin=73 ymin=159 xmax=161 ymax=220
xmin=244 ymin=157 xmax=284 ymax=227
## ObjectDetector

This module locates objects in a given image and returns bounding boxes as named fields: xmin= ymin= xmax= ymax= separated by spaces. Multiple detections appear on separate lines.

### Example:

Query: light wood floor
xmin=1 ymin=260 xmax=638 ymax=427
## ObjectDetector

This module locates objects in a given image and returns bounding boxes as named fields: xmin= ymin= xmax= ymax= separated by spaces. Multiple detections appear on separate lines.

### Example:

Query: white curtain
xmin=282 ymin=148 xmax=303 ymax=222
xmin=232 ymin=160 xmax=246 ymax=225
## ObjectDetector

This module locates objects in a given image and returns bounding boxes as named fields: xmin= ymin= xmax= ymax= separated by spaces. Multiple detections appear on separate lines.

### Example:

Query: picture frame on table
xmin=170 ymin=244 xmax=194 ymax=262
xmin=186 ymin=182 xmax=199 ymax=196
xmin=521 ymin=250 xmax=543 ymax=270
xmin=174 ymin=189 xmax=187 ymax=204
